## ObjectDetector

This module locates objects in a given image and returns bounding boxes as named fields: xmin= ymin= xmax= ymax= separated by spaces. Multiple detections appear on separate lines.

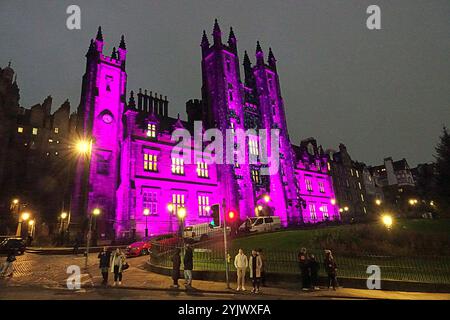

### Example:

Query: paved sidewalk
xmin=2 ymin=253 xmax=449 ymax=300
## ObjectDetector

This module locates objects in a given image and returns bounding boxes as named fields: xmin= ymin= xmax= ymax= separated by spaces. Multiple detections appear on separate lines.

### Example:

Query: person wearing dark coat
xmin=324 ymin=250 xmax=338 ymax=290
xmin=98 ymin=247 xmax=111 ymax=285
xmin=308 ymin=254 xmax=320 ymax=290
xmin=172 ymin=248 xmax=181 ymax=288
xmin=298 ymin=247 xmax=310 ymax=290
xmin=183 ymin=244 xmax=194 ymax=287
xmin=257 ymin=248 xmax=266 ymax=287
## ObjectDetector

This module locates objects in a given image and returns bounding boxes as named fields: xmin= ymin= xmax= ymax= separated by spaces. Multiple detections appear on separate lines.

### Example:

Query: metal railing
xmin=149 ymin=240 xmax=450 ymax=284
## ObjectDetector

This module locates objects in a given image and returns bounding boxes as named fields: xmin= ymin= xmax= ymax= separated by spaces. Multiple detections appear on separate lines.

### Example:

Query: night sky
xmin=0 ymin=0 xmax=449 ymax=166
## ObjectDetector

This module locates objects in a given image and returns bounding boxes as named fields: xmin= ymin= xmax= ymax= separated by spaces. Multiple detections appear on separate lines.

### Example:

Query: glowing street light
xmin=85 ymin=208 xmax=101 ymax=269
xmin=28 ymin=219 xmax=35 ymax=237
xmin=167 ymin=203 xmax=174 ymax=213
xmin=143 ymin=208 xmax=150 ymax=238
xmin=408 ymin=199 xmax=418 ymax=206
xmin=177 ymin=207 xmax=186 ymax=219
xmin=21 ymin=212 xmax=30 ymax=221
xmin=430 ymin=201 xmax=435 ymax=207
xmin=12 ymin=198 xmax=19 ymax=205
xmin=375 ymin=199 xmax=382 ymax=206
xmin=75 ymin=139 xmax=92 ymax=155
xmin=330 ymin=198 xmax=336 ymax=206
xmin=382 ymin=214 xmax=393 ymax=230
xmin=263 ymin=194 xmax=271 ymax=203
xmin=344 ymin=206 xmax=349 ymax=212
xmin=60 ymin=212 xmax=68 ymax=220
xmin=339 ymin=208 xmax=344 ymax=213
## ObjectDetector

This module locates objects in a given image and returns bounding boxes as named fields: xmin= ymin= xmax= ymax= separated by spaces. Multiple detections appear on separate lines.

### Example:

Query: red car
xmin=126 ymin=240 xmax=152 ymax=257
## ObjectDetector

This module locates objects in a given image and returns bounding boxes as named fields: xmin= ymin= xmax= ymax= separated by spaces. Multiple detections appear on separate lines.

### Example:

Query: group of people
xmin=298 ymin=248 xmax=338 ymax=291
xmin=234 ymin=248 xmax=266 ymax=293
xmin=171 ymin=243 xmax=193 ymax=288
xmin=97 ymin=247 xmax=129 ymax=286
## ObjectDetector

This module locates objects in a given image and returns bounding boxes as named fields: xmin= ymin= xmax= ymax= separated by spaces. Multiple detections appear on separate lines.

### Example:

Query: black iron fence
xmin=149 ymin=240 xmax=450 ymax=284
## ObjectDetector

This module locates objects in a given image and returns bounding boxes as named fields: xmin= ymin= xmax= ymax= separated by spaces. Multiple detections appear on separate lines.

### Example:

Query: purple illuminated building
xmin=71 ymin=22 xmax=339 ymax=240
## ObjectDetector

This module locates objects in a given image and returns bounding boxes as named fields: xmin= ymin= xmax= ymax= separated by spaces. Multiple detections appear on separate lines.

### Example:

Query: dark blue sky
xmin=1 ymin=0 xmax=449 ymax=166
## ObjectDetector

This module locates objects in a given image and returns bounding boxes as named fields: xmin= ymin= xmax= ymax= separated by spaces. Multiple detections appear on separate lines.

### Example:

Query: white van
xmin=239 ymin=216 xmax=281 ymax=233
xmin=183 ymin=223 xmax=229 ymax=242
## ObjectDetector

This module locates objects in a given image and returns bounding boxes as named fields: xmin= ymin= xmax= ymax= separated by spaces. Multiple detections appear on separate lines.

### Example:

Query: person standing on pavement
xmin=234 ymin=249 xmax=248 ymax=291
xmin=171 ymin=248 xmax=181 ymax=288
xmin=98 ymin=247 xmax=111 ymax=285
xmin=257 ymin=248 xmax=266 ymax=287
xmin=110 ymin=248 xmax=126 ymax=286
xmin=298 ymin=247 xmax=310 ymax=291
xmin=308 ymin=254 xmax=320 ymax=290
xmin=73 ymin=233 xmax=82 ymax=255
xmin=324 ymin=250 xmax=338 ymax=290
xmin=249 ymin=249 xmax=263 ymax=293
xmin=0 ymin=250 xmax=16 ymax=278
xmin=183 ymin=243 xmax=193 ymax=288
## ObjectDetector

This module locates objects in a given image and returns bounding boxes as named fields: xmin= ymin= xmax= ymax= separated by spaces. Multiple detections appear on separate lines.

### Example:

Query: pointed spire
xmin=212 ymin=19 xmax=222 ymax=45
xmin=96 ymin=26 xmax=103 ymax=41
xmin=256 ymin=41 xmax=264 ymax=65
xmin=119 ymin=35 xmax=126 ymax=49
xmin=243 ymin=50 xmax=251 ymax=67
xmin=111 ymin=47 xmax=117 ymax=59
xmin=228 ymin=27 xmax=237 ymax=50
xmin=201 ymin=30 xmax=210 ymax=48
xmin=8 ymin=61 xmax=11 ymax=68
xmin=268 ymin=47 xmax=277 ymax=69
xmin=128 ymin=90 xmax=136 ymax=108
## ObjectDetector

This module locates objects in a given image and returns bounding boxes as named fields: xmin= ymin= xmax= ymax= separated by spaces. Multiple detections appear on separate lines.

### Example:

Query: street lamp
xmin=330 ymin=198 xmax=336 ymax=206
xmin=16 ymin=212 xmax=30 ymax=238
xmin=263 ymin=194 xmax=271 ymax=203
xmin=375 ymin=199 xmax=382 ymax=206
xmin=143 ymin=208 xmax=150 ymax=238
xmin=75 ymin=139 xmax=92 ymax=156
xmin=177 ymin=207 xmax=186 ymax=238
xmin=382 ymin=214 xmax=393 ymax=230
xmin=344 ymin=206 xmax=349 ymax=212
xmin=85 ymin=208 xmax=101 ymax=269
xmin=408 ymin=199 xmax=418 ymax=206
xmin=28 ymin=220 xmax=35 ymax=237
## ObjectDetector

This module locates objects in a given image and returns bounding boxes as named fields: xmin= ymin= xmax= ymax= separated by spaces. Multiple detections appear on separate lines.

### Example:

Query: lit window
xmin=54 ymin=127 xmax=59 ymax=134
xmin=305 ymin=179 xmax=313 ymax=192
xmin=321 ymin=205 xmax=329 ymax=219
xmin=55 ymin=152 xmax=58 ymax=156
xmin=251 ymin=169 xmax=260 ymax=184
xmin=143 ymin=191 xmax=158 ymax=216
xmin=144 ymin=153 xmax=158 ymax=172
xmin=198 ymin=193 xmax=211 ymax=217
xmin=356 ymin=170 xmax=359 ymax=178
xmin=230 ymin=122 xmax=235 ymax=135
xmin=17 ymin=127 xmax=23 ymax=133
xmin=147 ymin=123 xmax=156 ymax=138
xmin=360 ymin=194 xmax=365 ymax=202
xmin=197 ymin=162 xmax=209 ymax=178
xmin=48 ymin=139 xmax=53 ymax=143
xmin=249 ymin=139 xmax=259 ymax=156
xmin=327 ymin=162 xmax=331 ymax=171
xmin=351 ymin=169 xmax=354 ymax=176
xmin=363 ymin=207 xmax=367 ymax=214
xmin=32 ymin=128 xmax=38 ymax=135
xmin=309 ymin=204 xmax=317 ymax=220
xmin=358 ymin=182 xmax=362 ymax=190
xmin=171 ymin=157 xmax=184 ymax=175
xmin=318 ymin=181 xmax=325 ymax=193
xmin=172 ymin=193 xmax=185 ymax=216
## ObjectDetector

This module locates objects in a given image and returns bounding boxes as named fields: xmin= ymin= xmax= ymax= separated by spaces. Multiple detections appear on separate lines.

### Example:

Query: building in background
xmin=369 ymin=157 xmax=417 ymax=215
xmin=70 ymin=23 xmax=340 ymax=240
xmin=327 ymin=144 xmax=369 ymax=221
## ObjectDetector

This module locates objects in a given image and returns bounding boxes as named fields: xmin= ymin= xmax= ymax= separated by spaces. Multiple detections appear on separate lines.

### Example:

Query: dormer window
xmin=147 ymin=123 xmax=157 ymax=138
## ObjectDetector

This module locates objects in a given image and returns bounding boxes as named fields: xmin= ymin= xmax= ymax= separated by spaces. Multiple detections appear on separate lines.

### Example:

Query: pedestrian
xmin=308 ymin=254 xmax=320 ymax=290
xmin=73 ymin=233 xmax=82 ymax=255
xmin=26 ymin=235 xmax=33 ymax=247
xmin=249 ymin=249 xmax=262 ymax=293
xmin=257 ymin=248 xmax=266 ymax=287
xmin=171 ymin=248 xmax=181 ymax=288
xmin=234 ymin=248 xmax=248 ymax=291
xmin=98 ymin=247 xmax=111 ymax=285
xmin=183 ymin=243 xmax=193 ymax=288
xmin=110 ymin=248 xmax=126 ymax=286
xmin=0 ymin=250 xmax=16 ymax=278
xmin=324 ymin=250 xmax=338 ymax=290
xmin=298 ymin=247 xmax=310 ymax=291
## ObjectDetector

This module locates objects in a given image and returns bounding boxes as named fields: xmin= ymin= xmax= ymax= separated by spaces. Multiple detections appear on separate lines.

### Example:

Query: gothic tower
xmin=251 ymin=43 xmax=301 ymax=225
xmin=200 ymin=20 xmax=255 ymax=220
xmin=71 ymin=27 xmax=127 ymax=238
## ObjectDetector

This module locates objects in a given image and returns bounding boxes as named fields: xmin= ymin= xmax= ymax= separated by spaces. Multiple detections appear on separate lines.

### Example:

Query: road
xmin=0 ymin=253 xmax=448 ymax=300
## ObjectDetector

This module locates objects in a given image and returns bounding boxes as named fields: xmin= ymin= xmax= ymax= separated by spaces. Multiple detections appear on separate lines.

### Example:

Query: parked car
xmin=183 ymin=223 xmax=230 ymax=242
xmin=238 ymin=216 xmax=281 ymax=233
xmin=126 ymin=240 xmax=152 ymax=257
xmin=0 ymin=237 xmax=26 ymax=255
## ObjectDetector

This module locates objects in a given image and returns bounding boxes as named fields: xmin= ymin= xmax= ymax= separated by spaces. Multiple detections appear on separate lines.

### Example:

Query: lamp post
xmin=222 ymin=199 xmax=231 ymax=289
xmin=28 ymin=220 xmax=35 ymax=237
xmin=60 ymin=212 xmax=68 ymax=245
xmin=382 ymin=214 xmax=393 ymax=230
xmin=177 ymin=207 xmax=186 ymax=238
xmin=16 ymin=212 xmax=30 ymax=238
xmin=143 ymin=208 xmax=150 ymax=238
xmin=85 ymin=208 xmax=100 ymax=269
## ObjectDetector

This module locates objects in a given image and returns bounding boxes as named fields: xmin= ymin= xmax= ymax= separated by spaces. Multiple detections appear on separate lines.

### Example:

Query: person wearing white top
xmin=234 ymin=249 xmax=248 ymax=291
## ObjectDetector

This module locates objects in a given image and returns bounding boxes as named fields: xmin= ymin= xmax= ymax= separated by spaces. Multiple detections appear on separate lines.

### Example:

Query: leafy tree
xmin=434 ymin=126 xmax=450 ymax=215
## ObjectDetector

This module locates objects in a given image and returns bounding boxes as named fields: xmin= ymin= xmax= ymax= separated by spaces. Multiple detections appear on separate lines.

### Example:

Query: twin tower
xmin=72 ymin=21 xmax=301 ymax=238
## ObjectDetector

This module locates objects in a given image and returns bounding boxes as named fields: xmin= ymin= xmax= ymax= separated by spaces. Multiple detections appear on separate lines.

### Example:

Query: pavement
xmin=0 ymin=253 xmax=449 ymax=300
